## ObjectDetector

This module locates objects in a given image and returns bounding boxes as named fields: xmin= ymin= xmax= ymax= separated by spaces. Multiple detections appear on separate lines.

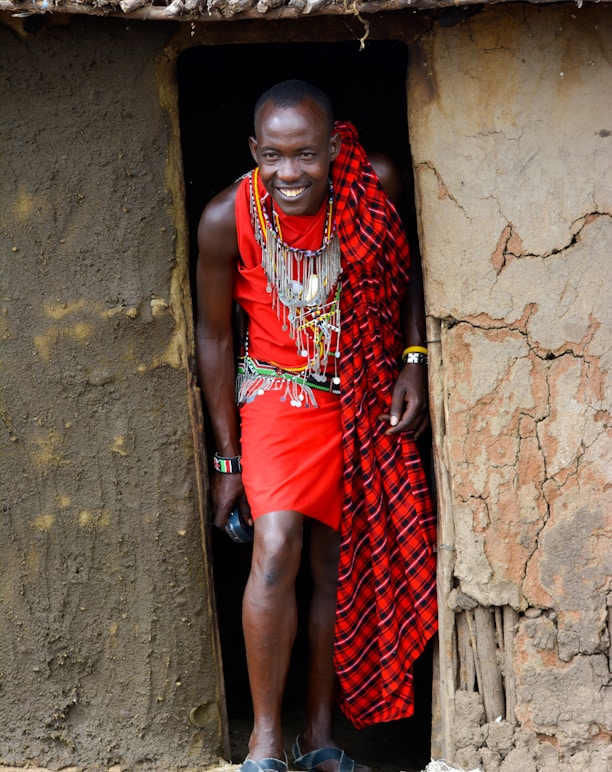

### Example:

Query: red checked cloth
xmin=332 ymin=122 xmax=438 ymax=728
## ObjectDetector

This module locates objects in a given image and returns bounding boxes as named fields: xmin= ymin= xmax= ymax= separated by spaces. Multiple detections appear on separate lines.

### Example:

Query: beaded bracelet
xmin=402 ymin=345 xmax=428 ymax=365
xmin=213 ymin=453 xmax=242 ymax=474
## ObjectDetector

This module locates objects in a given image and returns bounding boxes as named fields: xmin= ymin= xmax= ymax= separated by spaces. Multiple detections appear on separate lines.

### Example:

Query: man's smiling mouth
xmin=278 ymin=186 xmax=307 ymax=198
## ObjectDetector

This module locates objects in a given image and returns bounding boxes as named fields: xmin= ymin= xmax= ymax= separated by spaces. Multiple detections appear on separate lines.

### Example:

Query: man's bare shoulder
xmin=198 ymin=181 xmax=241 ymax=235
xmin=368 ymin=152 xmax=402 ymax=206
xmin=197 ymin=180 xmax=242 ymax=261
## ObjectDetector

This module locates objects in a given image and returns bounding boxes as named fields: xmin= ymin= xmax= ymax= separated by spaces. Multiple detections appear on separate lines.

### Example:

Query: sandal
xmin=239 ymin=754 xmax=288 ymax=772
xmin=292 ymin=735 xmax=357 ymax=772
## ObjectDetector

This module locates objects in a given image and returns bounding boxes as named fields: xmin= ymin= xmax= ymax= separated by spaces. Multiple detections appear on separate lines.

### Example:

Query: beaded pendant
xmin=250 ymin=168 xmax=342 ymax=385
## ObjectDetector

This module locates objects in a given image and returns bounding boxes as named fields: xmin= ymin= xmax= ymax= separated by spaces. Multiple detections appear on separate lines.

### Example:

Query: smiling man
xmin=195 ymin=80 xmax=437 ymax=772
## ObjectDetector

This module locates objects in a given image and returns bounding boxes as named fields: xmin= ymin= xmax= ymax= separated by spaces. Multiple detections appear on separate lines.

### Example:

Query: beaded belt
xmin=236 ymin=355 xmax=340 ymax=409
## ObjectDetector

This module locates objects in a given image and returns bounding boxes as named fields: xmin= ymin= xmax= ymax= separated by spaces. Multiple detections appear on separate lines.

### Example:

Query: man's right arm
xmin=195 ymin=182 xmax=250 ymax=530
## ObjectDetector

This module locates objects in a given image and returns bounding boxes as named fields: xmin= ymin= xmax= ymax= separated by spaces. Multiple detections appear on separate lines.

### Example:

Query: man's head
xmin=253 ymin=80 xmax=334 ymax=135
xmin=249 ymin=80 xmax=341 ymax=217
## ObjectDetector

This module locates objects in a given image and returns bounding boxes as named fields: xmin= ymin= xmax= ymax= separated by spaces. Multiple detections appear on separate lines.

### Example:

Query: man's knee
xmin=251 ymin=511 xmax=303 ymax=587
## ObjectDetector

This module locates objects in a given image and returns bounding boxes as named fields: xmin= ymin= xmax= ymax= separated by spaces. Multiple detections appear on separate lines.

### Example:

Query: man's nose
xmin=278 ymin=157 xmax=301 ymax=181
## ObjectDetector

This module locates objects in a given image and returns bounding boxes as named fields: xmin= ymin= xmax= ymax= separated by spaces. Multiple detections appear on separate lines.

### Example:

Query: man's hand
xmin=211 ymin=472 xmax=252 ymax=531
xmin=379 ymin=364 xmax=429 ymax=437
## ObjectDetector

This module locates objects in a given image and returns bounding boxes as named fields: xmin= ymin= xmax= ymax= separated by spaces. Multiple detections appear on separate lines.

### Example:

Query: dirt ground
xmin=228 ymin=712 xmax=429 ymax=772
xmin=0 ymin=710 xmax=430 ymax=772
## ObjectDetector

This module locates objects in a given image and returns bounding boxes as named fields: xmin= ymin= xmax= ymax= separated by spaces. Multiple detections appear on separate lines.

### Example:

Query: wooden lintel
xmin=0 ymin=0 xmax=590 ymax=24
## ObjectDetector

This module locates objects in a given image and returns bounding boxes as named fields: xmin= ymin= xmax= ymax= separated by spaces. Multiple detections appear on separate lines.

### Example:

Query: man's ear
xmin=248 ymin=136 xmax=259 ymax=165
xmin=329 ymin=133 xmax=342 ymax=162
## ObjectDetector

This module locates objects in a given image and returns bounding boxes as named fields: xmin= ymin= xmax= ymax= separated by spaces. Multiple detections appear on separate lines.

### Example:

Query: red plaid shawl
xmin=332 ymin=122 xmax=438 ymax=728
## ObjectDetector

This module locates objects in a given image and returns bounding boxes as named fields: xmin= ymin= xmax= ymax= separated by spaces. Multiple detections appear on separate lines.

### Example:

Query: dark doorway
xmin=178 ymin=39 xmax=433 ymax=772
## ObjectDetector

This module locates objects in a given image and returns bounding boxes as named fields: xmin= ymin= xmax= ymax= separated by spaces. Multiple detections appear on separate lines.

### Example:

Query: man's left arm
xmin=386 ymin=252 xmax=429 ymax=437
xmin=369 ymin=152 xmax=429 ymax=438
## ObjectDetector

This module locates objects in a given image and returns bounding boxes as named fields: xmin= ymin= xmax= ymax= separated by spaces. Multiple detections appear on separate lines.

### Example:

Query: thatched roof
xmin=0 ymin=0 xmax=591 ymax=23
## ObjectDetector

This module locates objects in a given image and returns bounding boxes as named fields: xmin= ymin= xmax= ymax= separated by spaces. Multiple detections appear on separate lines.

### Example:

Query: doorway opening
xmin=178 ymin=39 xmax=434 ymax=772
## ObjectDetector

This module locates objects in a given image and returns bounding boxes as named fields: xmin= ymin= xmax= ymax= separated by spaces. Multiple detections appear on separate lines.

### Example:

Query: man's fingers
xmin=411 ymin=412 xmax=429 ymax=439
xmin=380 ymin=401 xmax=427 ymax=436
xmin=213 ymin=509 xmax=227 ymax=530
xmin=240 ymin=498 xmax=253 ymax=526
xmin=389 ymin=390 xmax=406 ymax=428
xmin=384 ymin=411 xmax=414 ymax=435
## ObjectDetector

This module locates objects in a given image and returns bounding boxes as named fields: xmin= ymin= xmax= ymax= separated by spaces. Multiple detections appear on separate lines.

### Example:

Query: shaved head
xmin=254 ymin=80 xmax=334 ymax=137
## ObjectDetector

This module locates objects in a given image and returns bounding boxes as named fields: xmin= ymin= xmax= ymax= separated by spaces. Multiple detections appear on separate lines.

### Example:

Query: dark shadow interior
xmin=178 ymin=40 xmax=434 ymax=771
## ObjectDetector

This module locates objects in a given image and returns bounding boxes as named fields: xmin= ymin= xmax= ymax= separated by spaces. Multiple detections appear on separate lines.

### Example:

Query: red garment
xmin=238 ymin=388 xmax=342 ymax=525
xmin=331 ymin=122 xmax=437 ymax=727
xmin=234 ymin=178 xmax=343 ymax=528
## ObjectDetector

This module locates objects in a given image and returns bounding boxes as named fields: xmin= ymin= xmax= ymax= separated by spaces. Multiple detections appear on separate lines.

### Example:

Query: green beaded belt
xmin=236 ymin=355 xmax=341 ymax=409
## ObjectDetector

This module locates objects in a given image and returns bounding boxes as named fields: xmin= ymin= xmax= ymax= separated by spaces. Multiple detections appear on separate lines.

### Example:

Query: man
xmin=195 ymin=80 xmax=437 ymax=772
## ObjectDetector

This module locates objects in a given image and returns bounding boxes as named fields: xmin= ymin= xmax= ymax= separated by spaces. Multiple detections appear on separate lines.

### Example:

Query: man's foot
xmin=239 ymin=753 xmax=288 ymax=772
xmin=292 ymin=734 xmax=372 ymax=772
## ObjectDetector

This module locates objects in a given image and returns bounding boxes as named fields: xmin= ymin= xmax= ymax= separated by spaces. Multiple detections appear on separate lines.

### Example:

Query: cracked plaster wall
xmin=409 ymin=5 xmax=611 ymax=770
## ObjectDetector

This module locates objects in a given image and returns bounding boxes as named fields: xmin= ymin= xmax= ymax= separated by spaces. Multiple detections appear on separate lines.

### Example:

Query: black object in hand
xmin=226 ymin=508 xmax=254 ymax=543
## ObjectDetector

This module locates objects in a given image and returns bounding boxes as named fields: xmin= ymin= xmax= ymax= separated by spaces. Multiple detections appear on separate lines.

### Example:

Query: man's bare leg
xmin=302 ymin=521 xmax=340 ymax=751
xmin=243 ymin=509 xmax=304 ymax=763
xmin=299 ymin=521 xmax=372 ymax=772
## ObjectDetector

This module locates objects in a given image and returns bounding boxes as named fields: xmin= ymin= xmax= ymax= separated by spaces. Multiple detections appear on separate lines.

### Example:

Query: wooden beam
xmin=427 ymin=316 xmax=457 ymax=761
xmin=0 ymin=0 xmax=586 ymax=23
xmin=473 ymin=606 xmax=505 ymax=723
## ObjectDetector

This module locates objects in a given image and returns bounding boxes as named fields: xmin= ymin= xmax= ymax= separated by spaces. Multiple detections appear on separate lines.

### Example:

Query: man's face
xmin=249 ymin=98 xmax=341 ymax=217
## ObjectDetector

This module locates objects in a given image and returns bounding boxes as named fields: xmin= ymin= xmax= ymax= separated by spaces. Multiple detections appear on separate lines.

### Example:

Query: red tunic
xmin=234 ymin=175 xmax=343 ymax=529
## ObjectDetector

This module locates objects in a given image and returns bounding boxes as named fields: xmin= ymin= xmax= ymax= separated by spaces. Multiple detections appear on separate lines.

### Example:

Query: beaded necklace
xmin=250 ymin=168 xmax=342 ymax=385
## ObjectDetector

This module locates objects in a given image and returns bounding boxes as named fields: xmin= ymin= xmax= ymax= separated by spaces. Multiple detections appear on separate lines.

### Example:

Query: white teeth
xmin=280 ymin=187 xmax=306 ymax=197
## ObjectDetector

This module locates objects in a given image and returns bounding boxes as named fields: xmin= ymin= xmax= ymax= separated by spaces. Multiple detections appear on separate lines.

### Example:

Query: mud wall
xmin=409 ymin=5 xmax=611 ymax=771
xmin=0 ymin=18 xmax=227 ymax=769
